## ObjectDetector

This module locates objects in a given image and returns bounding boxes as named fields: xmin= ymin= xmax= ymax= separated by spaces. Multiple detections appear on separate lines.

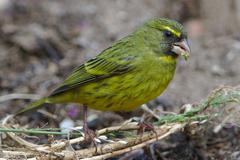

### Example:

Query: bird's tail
xmin=14 ymin=98 xmax=51 ymax=116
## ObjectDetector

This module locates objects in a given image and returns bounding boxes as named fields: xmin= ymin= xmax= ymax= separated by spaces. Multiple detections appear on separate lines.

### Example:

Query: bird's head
xmin=137 ymin=18 xmax=190 ymax=61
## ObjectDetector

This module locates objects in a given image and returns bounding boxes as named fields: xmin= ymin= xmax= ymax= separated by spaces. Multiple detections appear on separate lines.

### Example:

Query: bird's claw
xmin=82 ymin=125 xmax=97 ymax=148
xmin=137 ymin=121 xmax=155 ymax=135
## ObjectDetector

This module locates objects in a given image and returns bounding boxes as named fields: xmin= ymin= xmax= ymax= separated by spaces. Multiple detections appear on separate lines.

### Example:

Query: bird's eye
xmin=164 ymin=30 xmax=173 ymax=38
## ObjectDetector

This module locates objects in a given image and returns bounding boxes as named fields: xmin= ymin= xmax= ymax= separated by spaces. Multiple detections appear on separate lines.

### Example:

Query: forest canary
xmin=15 ymin=18 xmax=190 ymax=135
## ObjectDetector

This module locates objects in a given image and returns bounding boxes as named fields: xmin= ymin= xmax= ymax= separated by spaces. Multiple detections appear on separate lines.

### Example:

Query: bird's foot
xmin=137 ymin=121 xmax=155 ymax=135
xmin=82 ymin=125 xmax=97 ymax=148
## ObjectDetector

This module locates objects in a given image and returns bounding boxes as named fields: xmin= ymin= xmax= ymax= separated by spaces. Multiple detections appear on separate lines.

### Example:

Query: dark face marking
xmin=161 ymin=28 xmax=184 ymax=57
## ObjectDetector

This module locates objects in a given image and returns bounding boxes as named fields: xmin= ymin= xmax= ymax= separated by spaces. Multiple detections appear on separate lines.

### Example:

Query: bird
xmin=15 ymin=18 xmax=190 ymax=139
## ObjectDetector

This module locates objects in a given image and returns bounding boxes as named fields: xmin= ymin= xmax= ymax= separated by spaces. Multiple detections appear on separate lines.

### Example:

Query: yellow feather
xmin=162 ymin=25 xmax=181 ymax=37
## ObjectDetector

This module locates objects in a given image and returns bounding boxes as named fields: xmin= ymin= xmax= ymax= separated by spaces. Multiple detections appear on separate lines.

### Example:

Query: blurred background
xmin=0 ymin=0 xmax=240 ymax=159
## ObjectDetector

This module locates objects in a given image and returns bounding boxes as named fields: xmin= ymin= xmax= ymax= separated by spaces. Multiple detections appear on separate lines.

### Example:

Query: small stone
xmin=59 ymin=118 xmax=75 ymax=134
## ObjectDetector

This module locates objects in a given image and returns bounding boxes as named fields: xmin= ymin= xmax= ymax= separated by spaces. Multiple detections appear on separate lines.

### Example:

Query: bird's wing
xmin=50 ymin=42 xmax=134 ymax=96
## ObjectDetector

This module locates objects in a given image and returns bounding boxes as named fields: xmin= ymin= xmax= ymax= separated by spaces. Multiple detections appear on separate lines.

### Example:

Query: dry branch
xmin=74 ymin=124 xmax=185 ymax=160
xmin=0 ymin=94 xmax=41 ymax=102
xmin=0 ymin=122 xmax=185 ymax=160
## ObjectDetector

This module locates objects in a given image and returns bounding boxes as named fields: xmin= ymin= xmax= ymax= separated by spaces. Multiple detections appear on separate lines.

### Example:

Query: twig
xmin=1 ymin=116 xmax=139 ymax=151
xmin=37 ymin=122 xmax=139 ymax=150
xmin=156 ymin=109 xmax=177 ymax=115
xmin=0 ymin=94 xmax=41 ymax=102
xmin=1 ymin=116 xmax=64 ymax=158
xmin=1 ymin=115 xmax=39 ymax=148
xmin=37 ymin=109 xmax=58 ymax=120
xmin=0 ymin=128 xmax=81 ymax=136
xmin=2 ymin=150 xmax=34 ymax=157
xmin=79 ymin=124 xmax=184 ymax=160
xmin=1 ymin=121 xmax=185 ymax=159
xmin=141 ymin=104 xmax=161 ymax=120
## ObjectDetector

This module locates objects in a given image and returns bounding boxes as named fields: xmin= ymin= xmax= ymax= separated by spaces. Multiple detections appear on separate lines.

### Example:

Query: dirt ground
xmin=0 ymin=0 xmax=240 ymax=159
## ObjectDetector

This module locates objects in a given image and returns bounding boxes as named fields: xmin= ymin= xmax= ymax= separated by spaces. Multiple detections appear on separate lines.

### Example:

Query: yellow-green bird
xmin=15 ymin=18 xmax=190 ymax=135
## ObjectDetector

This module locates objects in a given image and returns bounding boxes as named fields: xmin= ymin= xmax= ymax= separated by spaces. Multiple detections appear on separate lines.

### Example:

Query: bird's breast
xmin=74 ymin=57 xmax=177 ymax=111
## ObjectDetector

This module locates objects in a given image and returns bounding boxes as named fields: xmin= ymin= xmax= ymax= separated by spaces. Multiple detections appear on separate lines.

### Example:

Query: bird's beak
xmin=171 ymin=39 xmax=190 ymax=61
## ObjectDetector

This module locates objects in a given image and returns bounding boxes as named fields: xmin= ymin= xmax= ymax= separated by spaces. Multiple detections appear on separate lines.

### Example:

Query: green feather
xmin=15 ymin=98 xmax=50 ymax=116
xmin=15 ymin=18 xmax=189 ymax=114
xmin=50 ymin=37 xmax=134 ymax=96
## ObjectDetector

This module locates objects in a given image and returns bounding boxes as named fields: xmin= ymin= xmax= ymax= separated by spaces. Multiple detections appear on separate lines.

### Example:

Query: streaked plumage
xmin=15 ymin=18 xmax=190 ymax=116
